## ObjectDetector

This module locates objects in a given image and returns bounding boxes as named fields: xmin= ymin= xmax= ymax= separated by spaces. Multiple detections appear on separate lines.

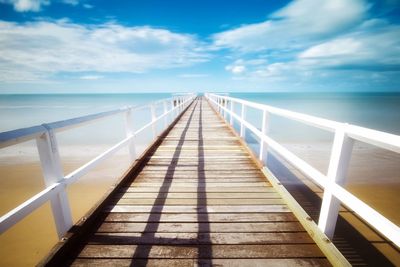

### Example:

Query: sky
xmin=0 ymin=0 xmax=399 ymax=93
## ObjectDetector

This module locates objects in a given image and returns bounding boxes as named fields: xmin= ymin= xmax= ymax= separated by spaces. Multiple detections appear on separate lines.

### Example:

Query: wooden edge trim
xmin=262 ymin=167 xmax=351 ymax=267
xmin=206 ymin=97 xmax=350 ymax=267
xmin=37 ymin=99 xmax=196 ymax=267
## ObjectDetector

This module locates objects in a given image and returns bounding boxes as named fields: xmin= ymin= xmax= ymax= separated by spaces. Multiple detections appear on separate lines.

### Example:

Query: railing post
xmin=150 ymin=104 xmax=157 ymax=139
xmin=223 ymin=99 xmax=228 ymax=121
xmin=318 ymin=125 xmax=354 ymax=239
xmin=259 ymin=109 xmax=270 ymax=163
xmin=240 ymin=104 xmax=247 ymax=138
xmin=230 ymin=100 xmax=234 ymax=126
xmin=124 ymin=107 xmax=137 ymax=161
xmin=163 ymin=101 xmax=168 ymax=129
xmin=171 ymin=98 xmax=176 ymax=119
xmin=36 ymin=125 xmax=73 ymax=238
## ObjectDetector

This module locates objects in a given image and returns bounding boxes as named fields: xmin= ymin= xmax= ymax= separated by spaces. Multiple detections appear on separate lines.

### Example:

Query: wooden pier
xmin=40 ymin=97 xmax=344 ymax=266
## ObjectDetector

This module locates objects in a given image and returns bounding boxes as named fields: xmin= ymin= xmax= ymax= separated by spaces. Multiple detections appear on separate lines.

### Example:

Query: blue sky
xmin=0 ymin=0 xmax=399 ymax=93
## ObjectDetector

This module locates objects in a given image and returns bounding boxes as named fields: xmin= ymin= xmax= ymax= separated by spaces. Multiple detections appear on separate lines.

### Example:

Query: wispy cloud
xmin=217 ymin=0 xmax=400 ymax=88
xmin=79 ymin=75 xmax=103 ymax=80
xmin=0 ymin=20 xmax=209 ymax=82
xmin=1 ymin=0 xmax=91 ymax=11
xmin=0 ymin=0 xmax=49 ymax=12
xmin=61 ymin=0 xmax=78 ymax=6
xmin=225 ymin=64 xmax=246 ymax=75
xmin=213 ymin=0 xmax=369 ymax=52
xmin=298 ymin=23 xmax=400 ymax=70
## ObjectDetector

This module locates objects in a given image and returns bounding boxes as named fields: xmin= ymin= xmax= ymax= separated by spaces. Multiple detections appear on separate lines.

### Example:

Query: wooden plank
xmin=103 ymin=212 xmax=298 ymax=223
xmin=142 ymin=164 xmax=258 ymax=169
xmin=129 ymin=182 xmax=270 ymax=187
xmin=96 ymin=222 xmax=305 ymax=233
xmin=160 ymin=141 xmax=241 ymax=146
xmin=113 ymin=192 xmax=281 ymax=199
xmin=135 ymin=171 xmax=264 ymax=176
xmin=147 ymin=156 xmax=251 ymax=160
xmin=157 ymin=144 xmax=243 ymax=150
xmin=77 ymin=244 xmax=325 ymax=258
xmin=89 ymin=232 xmax=314 ymax=244
xmin=121 ymin=186 xmax=275 ymax=193
xmin=134 ymin=175 xmax=265 ymax=180
xmin=106 ymin=205 xmax=291 ymax=213
xmin=146 ymin=159 xmax=255 ymax=164
xmin=140 ymin=167 xmax=260 ymax=172
xmin=112 ymin=198 xmax=285 ymax=206
xmin=71 ymin=259 xmax=195 ymax=267
xmin=71 ymin=258 xmax=330 ymax=267
xmin=132 ymin=178 xmax=266 ymax=183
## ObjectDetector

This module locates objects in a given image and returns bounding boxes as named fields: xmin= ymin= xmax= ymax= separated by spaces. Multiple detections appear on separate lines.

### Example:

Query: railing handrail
xmin=206 ymin=93 xmax=400 ymax=248
xmin=210 ymin=94 xmax=400 ymax=153
xmin=0 ymin=93 xmax=196 ymax=238
xmin=0 ymin=95 xmax=183 ymax=149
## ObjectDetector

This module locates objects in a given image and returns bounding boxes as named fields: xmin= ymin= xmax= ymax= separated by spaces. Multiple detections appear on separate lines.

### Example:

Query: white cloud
xmin=0 ymin=0 xmax=49 ymax=12
xmin=0 ymin=0 xmax=91 ymax=11
xmin=0 ymin=20 xmax=208 ymax=82
xmin=299 ymin=25 xmax=400 ymax=68
xmin=253 ymin=63 xmax=291 ymax=78
xmin=225 ymin=58 xmax=268 ymax=75
xmin=299 ymin=38 xmax=362 ymax=58
xmin=225 ymin=64 xmax=246 ymax=74
xmin=226 ymin=23 xmax=400 ymax=81
xmin=80 ymin=75 xmax=103 ymax=80
xmin=213 ymin=0 xmax=368 ymax=52
xmin=61 ymin=0 xmax=78 ymax=6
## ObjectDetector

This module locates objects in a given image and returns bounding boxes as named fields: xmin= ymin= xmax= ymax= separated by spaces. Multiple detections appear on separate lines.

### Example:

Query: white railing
xmin=0 ymin=93 xmax=195 ymax=238
xmin=206 ymin=93 xmax=400 ymax=248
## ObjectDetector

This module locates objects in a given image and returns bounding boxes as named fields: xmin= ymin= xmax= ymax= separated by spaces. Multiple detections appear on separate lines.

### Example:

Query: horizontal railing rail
xmin=206 ymin=93 xmax=400 ymax=248
xmin=0 ymin=93 xmax=196 ymax=238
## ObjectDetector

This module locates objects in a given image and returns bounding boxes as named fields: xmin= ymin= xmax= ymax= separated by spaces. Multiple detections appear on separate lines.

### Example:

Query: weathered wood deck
xmin=41 ymin=97 xmax=334 ymax=266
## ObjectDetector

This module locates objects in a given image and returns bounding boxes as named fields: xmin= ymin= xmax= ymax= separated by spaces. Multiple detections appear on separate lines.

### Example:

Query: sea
xmin=1 ymin=92 xmax=400 ymax=174
xmin=1 ymin=92 xmax=399 ymax=137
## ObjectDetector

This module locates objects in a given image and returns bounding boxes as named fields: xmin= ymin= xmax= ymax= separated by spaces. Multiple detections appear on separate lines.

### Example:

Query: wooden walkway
xmin=42 ymin=98 xmax=332 ymax=266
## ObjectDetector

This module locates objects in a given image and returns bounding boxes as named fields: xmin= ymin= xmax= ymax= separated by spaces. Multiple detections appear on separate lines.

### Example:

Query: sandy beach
xmin=0 ymin=141 xmax=399 ymax=266
xmin=0 ymin=145 xmax=134 ymax=266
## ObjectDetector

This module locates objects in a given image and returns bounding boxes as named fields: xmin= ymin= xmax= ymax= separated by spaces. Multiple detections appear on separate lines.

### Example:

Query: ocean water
xmin=1 ymin=92 xmax=399 ymax=155
xmin=1 ymin=92 xmax=399 ymax=135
